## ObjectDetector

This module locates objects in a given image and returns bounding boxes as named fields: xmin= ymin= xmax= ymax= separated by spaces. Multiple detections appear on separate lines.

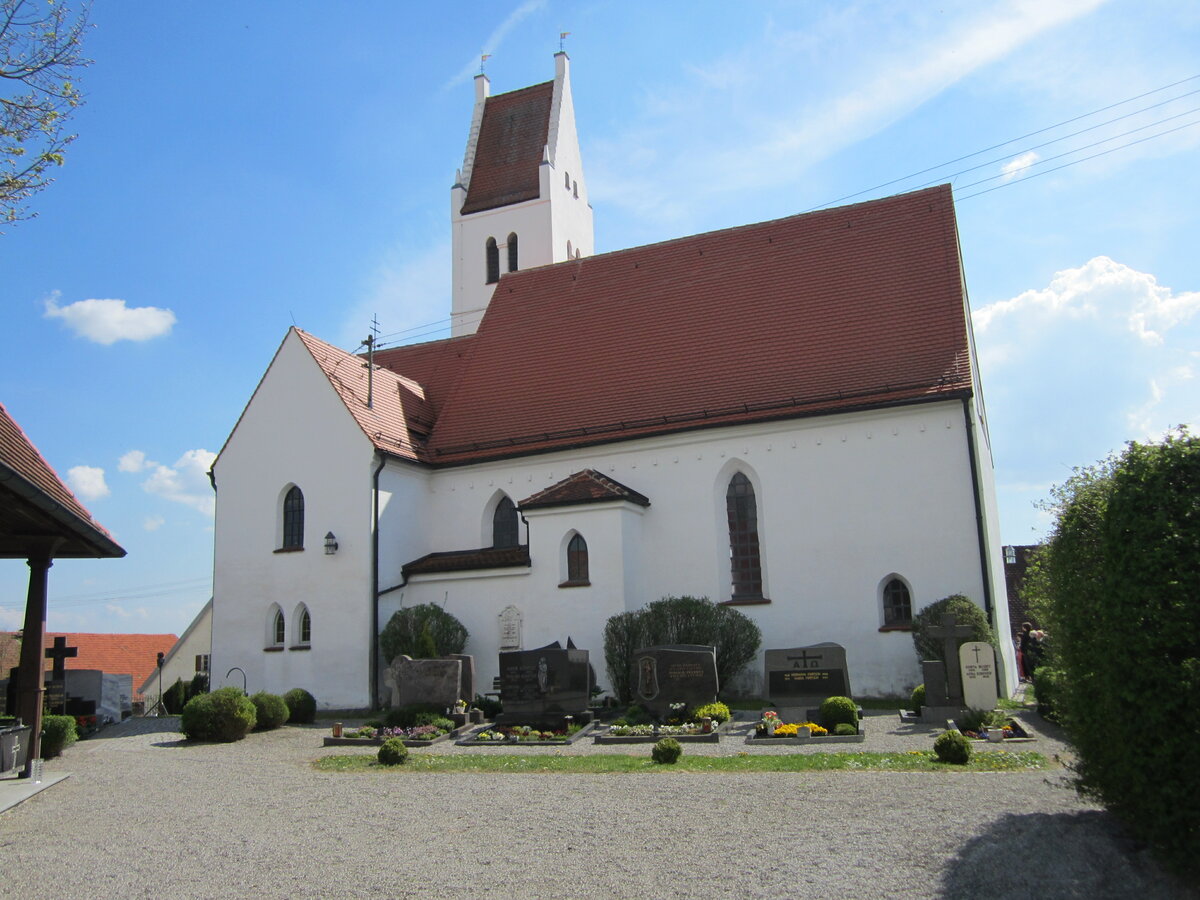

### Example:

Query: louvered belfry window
xmin=507 ymin=232 xmax=519 ymax=272
xmin=726 ymin=473 xmax=762 ymax=598
xmin=485 ymin=237 xmax=500 ymax=284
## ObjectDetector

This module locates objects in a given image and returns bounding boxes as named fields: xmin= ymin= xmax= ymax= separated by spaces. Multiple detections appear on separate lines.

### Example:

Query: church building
xmin=209 ymin=54 xmax=1014 ymax=710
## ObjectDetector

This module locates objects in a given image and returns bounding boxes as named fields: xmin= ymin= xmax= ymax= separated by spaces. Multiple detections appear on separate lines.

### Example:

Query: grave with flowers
xmin=749 ymin=697 xmax=866 ymax=745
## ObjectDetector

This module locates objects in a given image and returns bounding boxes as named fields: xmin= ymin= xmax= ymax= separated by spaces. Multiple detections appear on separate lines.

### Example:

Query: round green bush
xmin=40 ymin=714 xmax=78 ymax=759
xmin=934 ymin=729 xmax=972 ymax=764
xmin=181 ymin=687 xmax=256 ymax=742
xmin=379 ymin=604 xmax=468 ymax=664
xmin=911 ymin=684 xmax=926 ymax=713
xmin=911 ymin=594 xmax=995 ymax=665
xmin=163 ymin=677 xmax=188 ymax=714
xmin=689 ymin=701 xmax=731 ymax=724
xmin=378 ymin=737 xmax=409 ymax=766
xmin=283 ymin=688 xmax=316 ymax=724
xmin=651 ymin=736 xmax=682 ymax=764
xmin=834 ymin=722 xmax=858 ymax=736
xmin=819 ymin=696 xmax=858 ymax=730
xmin=250 ymin=691 xmax=290 ymax=731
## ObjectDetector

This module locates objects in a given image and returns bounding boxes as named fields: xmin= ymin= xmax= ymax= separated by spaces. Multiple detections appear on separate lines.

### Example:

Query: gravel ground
xmin=1 ymin=709 xmax=1192 ymax=899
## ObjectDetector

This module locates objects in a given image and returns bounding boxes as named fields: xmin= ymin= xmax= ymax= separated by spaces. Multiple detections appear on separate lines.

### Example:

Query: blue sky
xmin=2 ymin=1 xmax=1197 ymax=636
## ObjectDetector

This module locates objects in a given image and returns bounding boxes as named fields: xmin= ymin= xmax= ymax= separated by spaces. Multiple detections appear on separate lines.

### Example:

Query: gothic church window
xmin=565 ymin=533 xmax=589 ymax=585
xmin=282 ymin=485 xmax=304 ymax=550
xmin=726 ymin=472 xmax=763 ymax=599
xmin=271 ymin=608 xmax=285 ymax=646
xmin=507 ymin=232 xmax=519 ymax=272
xmin=485 ymin=237 xmax=499 ymax=284
xmin=882 ymin=578 xmax=912 ymax=627
xmin=493 ymin=496 xmax=518 ymax=549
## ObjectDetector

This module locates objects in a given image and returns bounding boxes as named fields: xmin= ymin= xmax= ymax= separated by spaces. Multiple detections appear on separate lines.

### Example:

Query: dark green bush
xmin=379 ymin=604 xmax=468 ymax=664
xmin=1025 ymin=432 xmax=1200 ymax=878
xmin=651 ymin=736 xmax=682 ymax=764
xmin=934 ymin=729 xmax=972 ymax=764
xmin=689 ymin=701 xmax=731 ymax=724
xmin=473 ymin=694 xmax=502 ymax=719
xmin=834 ymin=723 xmax=858 ymax=736
xmin=250 ymin=692 xmax=290 ymax=731
xmin=40 ymin=715 xmax=78 ymax=759
xmin=818 ymin=696 xmax=858 ymax=730
xmin=622 ymin=703 xmax=652 ymax=725
xmin=283 ymin=688 xmax=316 ymax=724
xmin=911 ymin=684 xmax=926 ymax=713
xmin=377 ymin=737 xmax=409 ymax=766
xmin=384 ymin=703 xmax=442 ymax=729
xmin=181 ymin=687 xmax=256 ymax=742
xmin=163 ymin=677 xmax=187 ymax=714
xmin=1032 ymin=665 xmax=1062 ymax=721
xmin=188 ymin=672 xmax=209 ymax=699
xmin=956 ymin=708 xmax=991 ymax=733
xmin=603 ymin=596 xmax=762 ymax=702
xmin=910 ymin=595 xmax=996 ymax=664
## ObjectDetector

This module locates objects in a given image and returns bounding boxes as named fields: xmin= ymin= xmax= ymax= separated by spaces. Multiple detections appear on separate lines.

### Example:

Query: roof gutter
xmin=961 ymin=397 xmax=994 ymax=624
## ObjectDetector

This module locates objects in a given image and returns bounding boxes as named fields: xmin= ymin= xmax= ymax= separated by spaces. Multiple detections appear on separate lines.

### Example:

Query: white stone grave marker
xmin=499 ymin=605 xmax=523 ymax=651
xmin=959 ymin=641 xmax=998 ymax=711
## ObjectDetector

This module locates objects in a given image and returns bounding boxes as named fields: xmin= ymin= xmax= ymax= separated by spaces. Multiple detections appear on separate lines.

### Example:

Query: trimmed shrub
xmin=689 ymin=701 xmax=731 ymax=724
xmin=181 ymin=687 xmax=256 ymax=742
xmin=911 ymin=684 xmax=926 ymax=713
xmin=283 ymin=688 xmax=316 ymax=724
xmin=379 ymin=605 xmax=468 ymax=664
xmin=378 ymin=737 xmax=409 ymax=766
xmin=651 ymin=737 xmax=682 ymax=764
xmin=1032 ymin=665 xmax=1062 ymax=721
xmin=818 ymin=696 xmax=858 ymax=731
xmin=934 ymin=729 xmax=972 ymax=764
xmin=188 ymin=672 xmax=209 ymax=699
xmin=163 ymin=677 xmax=187 ymax=714
xmin=473 ymin=693 xmax=502 ymax=720
xmin=250 ymin=692 xmax=290 ymax=731
xmin=910 ymin=595 xmax=996 ymax=665
xmin=834 ymin=723 xmax=858 ymax=737
xmin=40 ymin=714 xmax=78 ymax=759
xmin=603 ymin=596 xmax=762 ymax=702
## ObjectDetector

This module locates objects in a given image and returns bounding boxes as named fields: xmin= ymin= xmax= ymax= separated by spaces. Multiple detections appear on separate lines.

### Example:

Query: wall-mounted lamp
xmin=324 ymin=532 xmax=339 ymax=555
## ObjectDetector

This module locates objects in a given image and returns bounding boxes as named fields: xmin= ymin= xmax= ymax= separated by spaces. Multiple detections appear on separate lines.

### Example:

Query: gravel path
xmin=1 ymin=710 xmax=1191 ymax=899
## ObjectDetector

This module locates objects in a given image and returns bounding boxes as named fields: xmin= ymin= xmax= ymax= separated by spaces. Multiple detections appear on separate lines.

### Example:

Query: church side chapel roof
xmin=0 ymin=401 xmax=125 ymax=559
xmin=401 ymin=545 xmax=530 ymax=578
xmin=424 ymin=184 xmax=973 ymax=465
xmin=519 ymin=469 xmax=651 ymax=510
xmin=460 ymin=81 xmax=554 ymax=215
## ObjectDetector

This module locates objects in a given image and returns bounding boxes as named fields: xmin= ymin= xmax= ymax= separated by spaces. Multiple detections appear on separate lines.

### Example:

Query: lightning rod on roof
xmin=363 ymin=314 xmax=380 ymax=409
xmin=559 ymin=31 xmax=570 ymax=52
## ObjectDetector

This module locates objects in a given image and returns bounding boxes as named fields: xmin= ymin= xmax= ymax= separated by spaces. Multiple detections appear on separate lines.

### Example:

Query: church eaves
xmin=460 ymin=81 xmax=554 ymax=215
xmin=519 ymin=469 xmax=651 ymax=510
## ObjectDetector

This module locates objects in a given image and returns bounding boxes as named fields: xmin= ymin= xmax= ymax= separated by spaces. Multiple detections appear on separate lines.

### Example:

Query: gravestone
xmin=387 ymin=655 xmax=471 ymax=711
xmin=918 ymin=613 xmax=977 ymax=723
xmin=631 ymin=645 xmax=719 ymax=720
xmin=497 ymin=641 xmax=592 ymax=724
xmin=959 ymin=642 xmax=998 ymax=711
xmin=498 ymin=605 xmax=523 ymax=651
xmin=44 ymin=636 xmax=77 ymax=715
xmin=763 ymin=643 xmax=852 ymax=709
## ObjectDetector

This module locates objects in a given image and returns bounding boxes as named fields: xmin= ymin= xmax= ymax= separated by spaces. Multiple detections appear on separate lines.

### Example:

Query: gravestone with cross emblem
xmin=763 ymin=643 xmax=852 ymax=711
xmin=44 ymin=636 xmax=77 ymax=715
xmin=959 ymin=641 xmax=998 ymax=710
xmin=919 ymin=614 xmax=977 ymax=723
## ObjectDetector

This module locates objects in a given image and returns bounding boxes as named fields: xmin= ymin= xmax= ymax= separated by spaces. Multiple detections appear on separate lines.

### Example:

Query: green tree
xmin=1026 ymin=431 xmax=1199 ymax=879
xmin=1 ymin=0 xmax=90 ymax=225
xmin=379 ymin=604 xmax=468 ymax=664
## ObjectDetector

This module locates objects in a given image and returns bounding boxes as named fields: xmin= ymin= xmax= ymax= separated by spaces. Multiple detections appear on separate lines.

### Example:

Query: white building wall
xmin=211 ymin=331 xmax=378 ymax=710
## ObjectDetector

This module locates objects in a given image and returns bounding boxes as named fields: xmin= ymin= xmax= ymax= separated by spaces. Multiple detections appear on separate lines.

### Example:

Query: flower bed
xmin=322 ymin=723 xmax=462 ymax=748
xmin=593 ymin=720 xmax=729 ymax=744
xmin=456 ymin=722 xmax=592 ymax=746
xmin=748 ymin=712 xmax=865 ymax=745
xmin=958 ymin=718 xmax=1033 ymax=742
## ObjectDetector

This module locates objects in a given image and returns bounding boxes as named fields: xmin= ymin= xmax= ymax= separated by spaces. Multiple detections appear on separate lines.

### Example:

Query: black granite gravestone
xmin=630 ymin=645 xmax=719 ymax=720
xmin=497 ymin=641 xmax=592 ymax=724
xmin=763 ymin=642 xmax=852 ymax=709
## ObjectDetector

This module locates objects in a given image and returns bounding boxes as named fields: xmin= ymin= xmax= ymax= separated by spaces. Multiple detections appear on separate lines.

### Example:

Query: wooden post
xmin=17 ymin=550 xmax=53 ymax=777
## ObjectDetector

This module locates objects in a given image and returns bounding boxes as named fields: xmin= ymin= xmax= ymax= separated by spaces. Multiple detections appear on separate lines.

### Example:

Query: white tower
xmin=450 ymin=53 xmax=594 ymax=336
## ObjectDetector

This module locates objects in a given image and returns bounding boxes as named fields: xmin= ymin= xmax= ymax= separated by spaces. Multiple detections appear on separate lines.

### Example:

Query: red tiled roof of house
xmin=402 ymin=546 xmax=530 ymax=577
xmin=423 ymin=185 xmax=971 ymax=465
xmin=461 ymin=81 xmax=553 ymax=215
xmin=0 ymin=631 xmax=177 ymax=699
xmin=0 ymin=402 xmax=124 ymax=558
xmin=520 ymin=469 xmax=651 ymax=510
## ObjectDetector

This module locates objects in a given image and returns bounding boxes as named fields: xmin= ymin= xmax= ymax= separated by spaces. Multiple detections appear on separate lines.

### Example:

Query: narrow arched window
xmin=507 ymin=232 xmax=518 ymax=272
xmin=273 ymin=609 xmax=286 ymax=645
xmin=565 ymin=171 xmax=571 ymax=188
xmin=493 ymin=497 xmax=518 ymax=548
xmin=883 ymin=578 xmax=912 ymax=626
xmin=726 ymin=473 xmax=762 ymax=598
xmin=567 ymin=534 xmax=589 ymax=583
xmin=485 ymin=236 xmax=499 ymax=284
xmin=282 ymin=485 xmax=304 ymax=550
xmin=572 ymin=180 xmax=578 ymax=198
xmin=299 ymin=607 xmax=312 ymax=644
xmin=566 ymin=239 xmax=573 ymax=258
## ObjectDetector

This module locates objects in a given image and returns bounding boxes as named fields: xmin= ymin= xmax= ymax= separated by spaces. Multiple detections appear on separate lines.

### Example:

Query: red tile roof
xmin=461 ymin=81 xmax=553 ymax=215
xmin=520 ymin=469 xmax=651 ymax=510
xmin=0 ymin=402 xmax=124 ymax=558
xmin=402 ymin=546 xmax=530 ymax=577
xmin=0 ymin=631 xmax=177 ymax=700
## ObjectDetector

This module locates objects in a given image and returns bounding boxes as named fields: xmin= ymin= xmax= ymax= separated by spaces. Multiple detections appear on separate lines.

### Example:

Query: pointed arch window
xmin=485 ymin=237 xmax=500 ymax=284
xmin=726 ymin=473 xmax=763 ymax=599
xmin=272 ymin=608 xmax=285 ymax=646
xmin=300 ymin=607 xmax=312 ymax=644
xmin=565 ymin=533 xmax=589 ymax=585
xmin=507 ymin=232 xmax=519 ymax=273
xmin=282 ymin=486 xmax=304 ymax=550
xmin=492 ymin=497 xmax=518 ymax=549
xmin=882 ymin=578 xmax=912 ymax=627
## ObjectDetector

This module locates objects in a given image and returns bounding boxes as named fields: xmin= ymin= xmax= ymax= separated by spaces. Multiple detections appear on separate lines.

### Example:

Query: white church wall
xmin=211 ymin=331 xmax=378 ymax=709
xmin=386 ymin=397 xmax=1006 ymax=700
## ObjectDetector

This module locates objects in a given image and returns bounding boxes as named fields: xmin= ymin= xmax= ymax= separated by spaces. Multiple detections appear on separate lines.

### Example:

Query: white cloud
xmin=119 ymin=450 xmax=150 ymax=473
xmin=1002 ymin=150 xmax=1040 ymax=181
xmin=66 ymin=465 xmax=110 ymax=501
xmin=44 ymin=293 xmax=177 ymax=345
xmin=142 ymin=449 xmax=217 ymax=516
xmin=104 ymin=603 xmax=148 ymax=620
xmin=443 ymin=0 xmax=547 ymax=91
xmin=143 ymin=515 xmax=166 ymax=532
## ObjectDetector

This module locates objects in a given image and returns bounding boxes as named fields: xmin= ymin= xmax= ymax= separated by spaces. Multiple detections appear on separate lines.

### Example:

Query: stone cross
xmin=926 ymin=614 xmax=974 ymax=704
xmin=45 ymin=636 xmax=77 ymax=681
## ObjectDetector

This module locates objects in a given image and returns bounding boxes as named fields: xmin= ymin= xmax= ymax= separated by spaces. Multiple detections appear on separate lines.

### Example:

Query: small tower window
xmin=507 ymin=232 xmax=518 ymax=273
xmin=572 ymin=180 xmax=578 ymax=198
xmin=485 ymin=237 xmax=499 ymax=284
xmin=565 ymin=171 xmax=571 ymax=189
xmin=566 ymin=239 xmax=573 ymax=258
xmin=493 ymin=497 xmax=518 ymax=549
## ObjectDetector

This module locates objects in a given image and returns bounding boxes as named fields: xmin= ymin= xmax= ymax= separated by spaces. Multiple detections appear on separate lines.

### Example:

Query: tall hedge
xmin=910 ymin=594 xmax=995 ymax=664
xmin=380 ymin=604 xmax=468 ymax=664
xmin=1026 ymin=431 xmax=1199 ymax=879
xmin=603 ymin=596 xmax=761 ymax=702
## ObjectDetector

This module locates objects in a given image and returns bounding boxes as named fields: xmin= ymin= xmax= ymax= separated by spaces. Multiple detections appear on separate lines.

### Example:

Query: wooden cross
xmin=45 ymin=635 xmax=77 ymax=681
xmin=926 ymin=614 xmax=974 ymax=704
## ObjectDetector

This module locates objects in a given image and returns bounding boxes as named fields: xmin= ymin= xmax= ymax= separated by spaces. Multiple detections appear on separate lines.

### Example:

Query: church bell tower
xmin=450 ymin=53 xmax=594 ymax=337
